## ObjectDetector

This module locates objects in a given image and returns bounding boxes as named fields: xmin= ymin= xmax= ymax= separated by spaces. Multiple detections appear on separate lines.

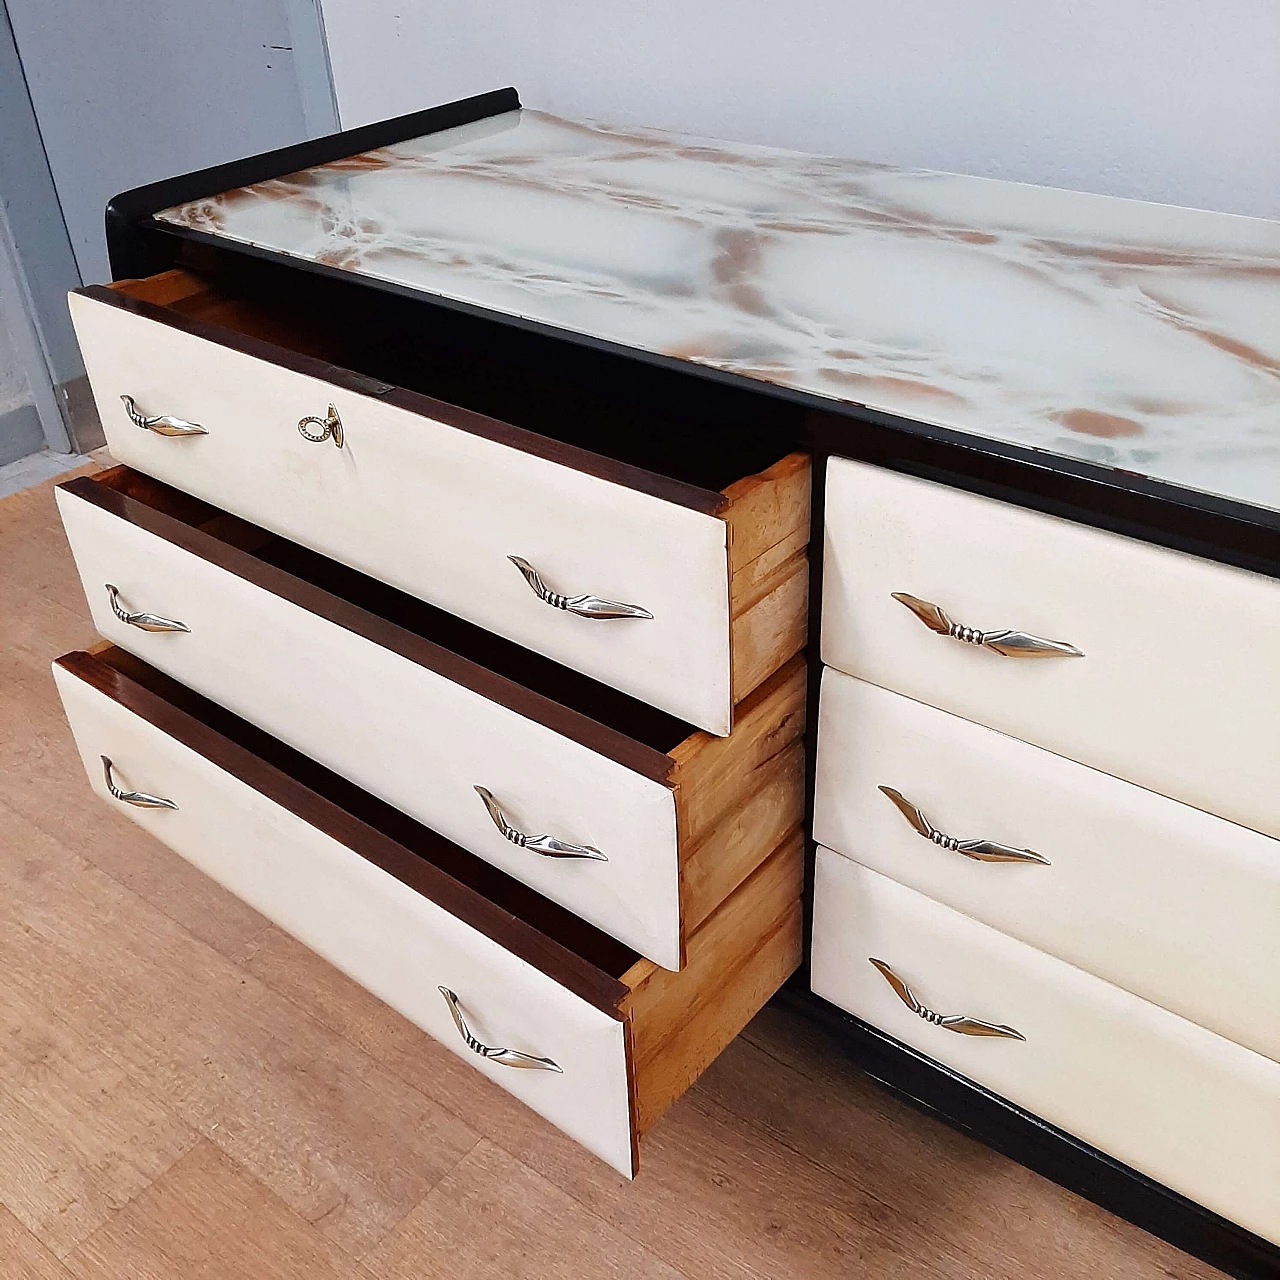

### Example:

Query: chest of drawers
xmin=48 ymin=85 xmax=1280 ymax=1275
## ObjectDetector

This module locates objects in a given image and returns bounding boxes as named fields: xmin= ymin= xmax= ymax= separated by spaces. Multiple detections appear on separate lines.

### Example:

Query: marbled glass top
xmin=156 ymin=109 xmax=1280 ymax=513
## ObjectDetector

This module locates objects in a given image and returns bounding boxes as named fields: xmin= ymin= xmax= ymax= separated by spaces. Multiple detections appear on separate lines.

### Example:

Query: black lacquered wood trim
xmin=105 ymin=88 xmax=522 ymax=281
xmin=56 ymin=647 xmax=635 ymax=1014
xmin=782 ymin=986 xmax=1280 ymax=1280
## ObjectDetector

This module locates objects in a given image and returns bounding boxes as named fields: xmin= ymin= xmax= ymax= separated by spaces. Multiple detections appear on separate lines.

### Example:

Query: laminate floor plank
xmin=0 ymin=801 xmax=480 ymax=1259
xmin=0 ymin=469 xmax=101 ymax=687
xmin=0 ymin=1206 xmax=77 ymax=1280
xmin=0 ymin=982 xmax=196 ymax=1258
xmin=366 ymin=1140 xmax=686 ymax=1280
xmin=63 ymin=1141 xmax=374 ymax=1280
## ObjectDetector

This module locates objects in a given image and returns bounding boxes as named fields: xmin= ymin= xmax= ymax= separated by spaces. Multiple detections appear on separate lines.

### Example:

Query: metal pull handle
xmin=297 ymin=404 xmax=344 ymax=448
xmin=892 ymin=592 xmax=1083 ymax=659
xmin=879 ymin=786 xmax=1049 ymax=866
xmin=101 ymin=756 xmax=178 ymax=810
xmin=474 ymin=787 xmax=607 ymax=861
xmin=869 ymin=958 xmax=1025 ymax=1040
xmin=508 ymin=556 xmax=653 ymax=620
xmin=438 ymin=987 xmax=563 ymax=1072
xmin=120 ymin=394 xmax=208 ymax=437
xmin=105 ymin=584 xmax=190 ymax=635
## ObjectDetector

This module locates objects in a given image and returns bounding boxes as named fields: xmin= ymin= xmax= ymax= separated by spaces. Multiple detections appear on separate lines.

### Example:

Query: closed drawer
xmin=821 ymin=456 xmax=1280 ymax=838
xmin=814 ymin=669 xmax=1280 ymax=1061
xmin=53 ymin=646 xmax=803 ymax=1179
xmin=56 ymin=467 xmax=806 ymax=972
xmin=812 ymin=850 xmax=1280 ymax=1245
xmin=68 ymin=270 xmax=811 ymax=736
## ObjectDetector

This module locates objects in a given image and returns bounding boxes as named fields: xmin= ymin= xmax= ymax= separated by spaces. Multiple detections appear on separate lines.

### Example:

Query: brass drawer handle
xmin=474 ymin=786 xmax=607 ymax=861
xmin=438 ymin=987 xmax=563 ymax=1072
xmin=870 ymin=958 xmax=1025 ymax=1040
xmin=297 ymin=404 xmax=344 ymax=448
xmin=879 ymin=786 xmax=1049 ymax=866
xmin=120 ymin=394 xmax=207 ymax=437
xmin=508 ymin=556 xmax=653 ymax=620
xmin=105 ymin=584 xmax=190 ymax=634
xmin=892 ymin=592 xmax=1083 ymax=658
xmin=101 ymin=756 xmax=178 ymax=810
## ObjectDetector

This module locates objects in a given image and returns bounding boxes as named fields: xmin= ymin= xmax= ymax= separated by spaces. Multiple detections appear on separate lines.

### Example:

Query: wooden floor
xmin=0 ymin=468 xmax=1223 ymax=1280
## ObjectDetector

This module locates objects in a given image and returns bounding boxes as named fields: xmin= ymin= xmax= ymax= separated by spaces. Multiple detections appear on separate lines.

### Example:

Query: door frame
xmin=0 ymin=0 xmax=95 ymax=457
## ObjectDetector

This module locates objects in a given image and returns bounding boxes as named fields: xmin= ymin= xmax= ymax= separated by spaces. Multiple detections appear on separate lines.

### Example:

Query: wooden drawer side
xmin=725 ymin=453 xmax=811 ymax=706
xmin=669 ymin=656 xmax=807 ymax=936
xmin=624 ymin=829 xmax=805 ymax=1136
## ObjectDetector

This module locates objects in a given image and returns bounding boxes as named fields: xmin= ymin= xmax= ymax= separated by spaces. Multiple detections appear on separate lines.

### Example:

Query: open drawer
xmin=57 ymin=467 xmax=806 ymax=971
xmin=67 ymin=270 xmax=810 ymax=736
xmin=52 ymin=646 xmax=803 ymax=1179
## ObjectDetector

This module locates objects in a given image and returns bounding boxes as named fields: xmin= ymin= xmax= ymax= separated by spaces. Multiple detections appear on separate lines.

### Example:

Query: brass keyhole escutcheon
xmin=298 ymin=404 xmax=344 ymax=448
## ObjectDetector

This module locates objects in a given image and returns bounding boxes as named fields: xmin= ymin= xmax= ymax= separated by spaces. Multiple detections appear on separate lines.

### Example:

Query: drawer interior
xmin=111 ymin=257 xmax=803 ymax=496
xmin=93 ymin=466 xmax=695 ymax=757
xmin=92 ymin=643 xmax=642 ymax=981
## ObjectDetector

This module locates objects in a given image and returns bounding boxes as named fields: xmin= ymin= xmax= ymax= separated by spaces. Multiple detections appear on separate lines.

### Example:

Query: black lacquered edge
xmin=105 ymin=86 xmax=521 ymax=279
xmin=779 ymin=985 xmax=1280 ymax=1280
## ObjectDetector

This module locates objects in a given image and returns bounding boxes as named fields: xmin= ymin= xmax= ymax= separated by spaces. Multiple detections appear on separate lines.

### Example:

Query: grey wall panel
xmin=0 ymin=402 xmax=43 ymax=466
xmin=6 ymin=0 xmax=315 ymax=285
xmin=0 ymin=297 xmax=31 ymax=414
xmin=0 ymin=2 xmax=81 ymax=451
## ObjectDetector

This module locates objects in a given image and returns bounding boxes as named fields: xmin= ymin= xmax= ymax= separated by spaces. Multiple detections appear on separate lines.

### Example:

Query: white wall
xmin=319 ymin=0 xmax=1280 ymax=219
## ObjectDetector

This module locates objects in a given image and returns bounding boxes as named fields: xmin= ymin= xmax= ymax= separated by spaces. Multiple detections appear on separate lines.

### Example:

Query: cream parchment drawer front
xmin=812 ymin=851 xmax=1280 ymax=1245
xmin=813 ymin=670 xmax=1280 ymax=1062
xmin=52 ymin=653 xmax=636 ymax=1176
xmin=54 ymin=647 xmax=804 ymax=1179
xmin=56 ymin=472 xmax=807 ymax=972
xmin=69 ymin=286 xmax=810 ymax=737
xmin=820 ymin=456 xmax=1280 ymax=839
